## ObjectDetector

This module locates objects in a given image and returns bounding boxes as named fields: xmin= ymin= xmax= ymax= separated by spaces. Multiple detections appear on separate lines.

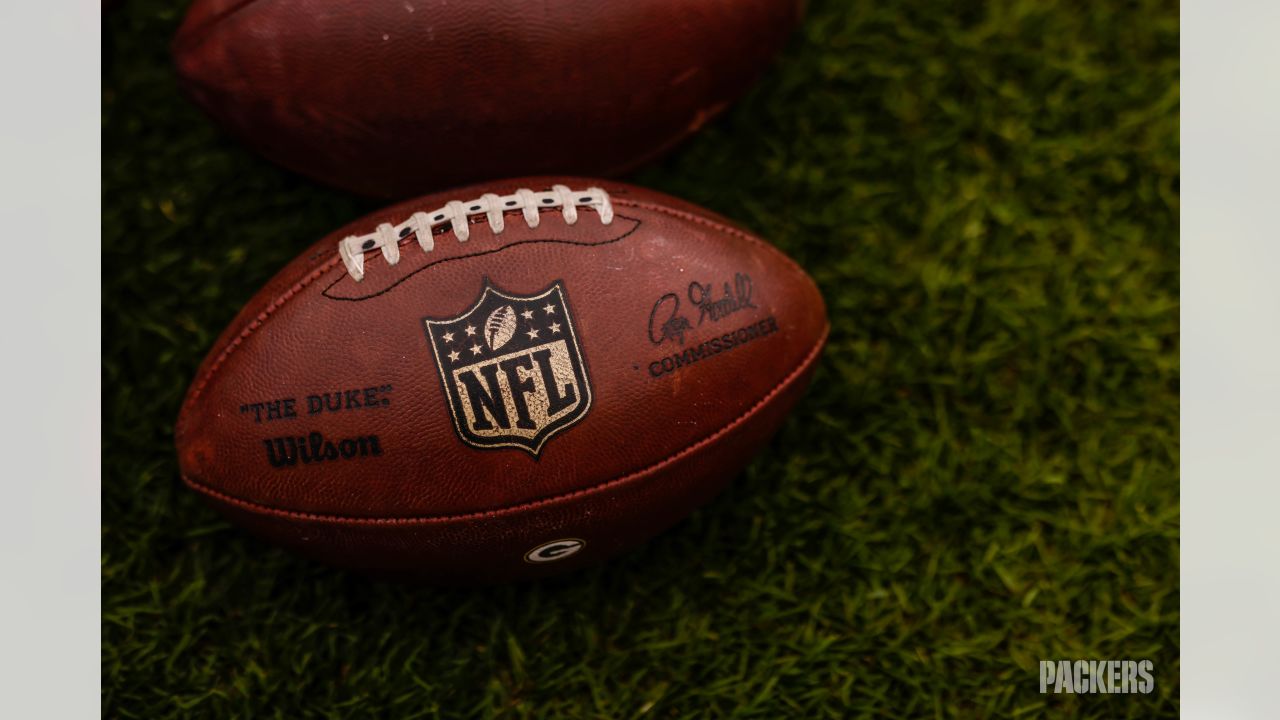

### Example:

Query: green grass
xmin=103 ymin=0 xmax=1179 ymax=717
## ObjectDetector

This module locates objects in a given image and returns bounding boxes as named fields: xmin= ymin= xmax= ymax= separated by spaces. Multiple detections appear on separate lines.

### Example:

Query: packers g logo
xmin=524 ymin=538 xmax=586 ymax=563
xmin=424 ymin=281 xmax=592 ymax=455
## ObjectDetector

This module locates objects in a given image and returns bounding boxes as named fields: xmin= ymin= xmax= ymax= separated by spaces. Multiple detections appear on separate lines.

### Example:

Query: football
xmin=176 ymin=178 xmax=827 ymax=583
xmin=171 ymin=0 xmax=804 ymax=197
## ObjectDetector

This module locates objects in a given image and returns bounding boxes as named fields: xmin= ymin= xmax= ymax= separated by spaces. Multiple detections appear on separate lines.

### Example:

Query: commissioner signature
xmin=648 ymin=273 xmax=757 ymax=345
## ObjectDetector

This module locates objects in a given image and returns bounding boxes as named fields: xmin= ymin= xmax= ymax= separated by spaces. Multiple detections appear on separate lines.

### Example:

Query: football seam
xmin=175 ymin=254 xmax=345 ymax=443
xmin=320 ymin=212 xmax=642 ymax=302
xmin=175 ymin=197 xmax=807 ymax=439
xmin=180 ymin=323 xmax=827 ymax=525
xmin=621 ymin=199 xmax=816 ymax=284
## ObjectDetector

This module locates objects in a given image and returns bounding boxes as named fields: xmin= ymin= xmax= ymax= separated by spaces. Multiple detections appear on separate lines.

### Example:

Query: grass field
xmin=103 ymin=0 xmax=1179 ymax=716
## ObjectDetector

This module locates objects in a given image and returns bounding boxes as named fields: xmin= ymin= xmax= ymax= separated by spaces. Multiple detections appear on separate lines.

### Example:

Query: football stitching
xmin=620 ymin=200 xmax=815 ymax=283
xmin=175 ymin=255 xmax=343 ymax=442
xmin=181 ymin=324 xmax=828 ymax=525
xmin=319 ymin=212 xmax=642 ymax=302
xmin=337 ymin=185 xmax=614 ymax=282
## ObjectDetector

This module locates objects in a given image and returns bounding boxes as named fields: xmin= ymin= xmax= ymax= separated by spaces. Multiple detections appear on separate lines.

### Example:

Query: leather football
xmin=171 ymin=0 xmax=804 ymax=197
xmin=176 ymin=178 xmax=827 ymax=583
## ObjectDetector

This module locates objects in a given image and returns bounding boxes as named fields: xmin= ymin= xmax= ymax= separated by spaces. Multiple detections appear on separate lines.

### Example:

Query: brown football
xmin=176 ymin=178 xmax=827 ymax=583
xmin=172 ymin=0 xmax=805 ymax=197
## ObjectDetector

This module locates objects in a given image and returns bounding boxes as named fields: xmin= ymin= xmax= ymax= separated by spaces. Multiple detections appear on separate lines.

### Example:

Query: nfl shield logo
xmin=423 ymin=280 xmax=592 ymax=455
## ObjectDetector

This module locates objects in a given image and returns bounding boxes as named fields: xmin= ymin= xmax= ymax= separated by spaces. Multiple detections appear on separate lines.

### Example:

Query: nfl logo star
xmin=423 ymin=280 xmax=592 ymax=455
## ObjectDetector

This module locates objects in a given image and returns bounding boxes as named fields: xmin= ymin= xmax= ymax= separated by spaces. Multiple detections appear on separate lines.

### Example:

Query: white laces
xmin=338 ymin=184 xmax=615 ymax=281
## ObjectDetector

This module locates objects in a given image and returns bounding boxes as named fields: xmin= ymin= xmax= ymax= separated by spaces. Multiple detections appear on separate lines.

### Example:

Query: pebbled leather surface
xmin=176 ymin=177 xmax=827 ymax=582
xmin=172 ymin=0 xmax=804 ymax=197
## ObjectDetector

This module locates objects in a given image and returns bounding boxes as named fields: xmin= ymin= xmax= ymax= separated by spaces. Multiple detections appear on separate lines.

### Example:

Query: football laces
xmin=338 ymin=185 xmax=615 ymax=282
